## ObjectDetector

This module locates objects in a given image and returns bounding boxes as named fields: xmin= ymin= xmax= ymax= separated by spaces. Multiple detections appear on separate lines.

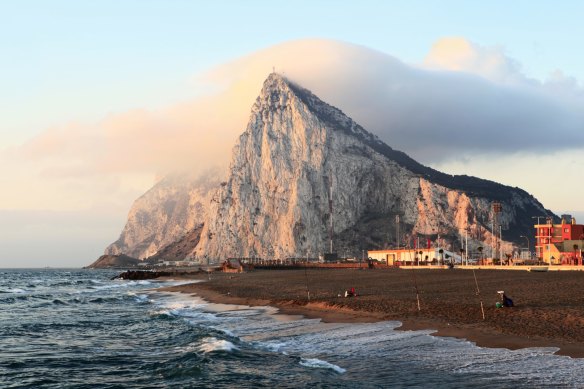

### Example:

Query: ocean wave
xmin=88 ymin=280 xmax=152 ymax=291
xmin=0 ymin=288 xmax=27 ymax=294
xmin=156 ymin=307 xmax=216 ymax=323
xmin=255 ymin=342 xmax=288 ymax=354
xmin=156 ymin=300 xmax=192 ymax=313
xmin=49 ymin=281 xmax=76 ymax=287
xmin=209 ymin=327 xmax=237 ymax=338
xmin=131 ymin=294 xmax=151 ymax=303
xmin=197 ymin=337 xmax=238 ymax=353
xmin=183 ymin=312 xmax=220 ymax=324
xmin=299 ymin=357 xmax=346 ymax=374
xmin=88 ymin=297 xmax=122 ymax=304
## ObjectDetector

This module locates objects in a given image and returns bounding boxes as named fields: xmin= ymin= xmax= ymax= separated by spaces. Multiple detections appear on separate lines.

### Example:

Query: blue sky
xmin=2 ymin=1 xmax=583 ymax=145
xmin=1 ymin=1 xmax=583 ymax=267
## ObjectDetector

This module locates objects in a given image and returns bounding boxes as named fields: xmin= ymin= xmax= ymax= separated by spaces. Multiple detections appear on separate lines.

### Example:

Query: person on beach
xmin=496 ymin=291 xmax=513 ymax=308
xmin=345 ymin=287 xmax=357 ymax=297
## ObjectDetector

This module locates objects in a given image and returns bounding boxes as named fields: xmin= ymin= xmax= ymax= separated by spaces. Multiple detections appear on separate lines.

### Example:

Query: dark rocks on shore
xmin=113 ymin=269 xmax=203 ymax=280
xmin=113 ymin=270 xmax=172 ymax=280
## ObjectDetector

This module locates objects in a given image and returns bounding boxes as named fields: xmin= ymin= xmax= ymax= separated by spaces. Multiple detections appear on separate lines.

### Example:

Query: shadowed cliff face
xmin=104 ymin=73 xmax=551 ymax=262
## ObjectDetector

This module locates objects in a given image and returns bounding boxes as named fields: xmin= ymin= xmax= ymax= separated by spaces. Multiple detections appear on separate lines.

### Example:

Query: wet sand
xmin=159 ymin=268 xmax=584 ymax=358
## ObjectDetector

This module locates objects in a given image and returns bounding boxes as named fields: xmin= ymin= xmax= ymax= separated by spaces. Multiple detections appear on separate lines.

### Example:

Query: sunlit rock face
xmin=106 ymin=73 xmax=550 ymax=261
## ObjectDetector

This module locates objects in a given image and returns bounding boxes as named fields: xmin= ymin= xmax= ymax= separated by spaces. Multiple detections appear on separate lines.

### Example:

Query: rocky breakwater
xmin=114 ymin=270 xmax=173 ymax=280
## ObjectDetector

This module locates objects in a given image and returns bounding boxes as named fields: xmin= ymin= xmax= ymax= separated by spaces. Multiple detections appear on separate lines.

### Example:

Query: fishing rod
xmin=472 ymin=267 xmax=485 ymax=320
xmin=407 ymin=243 xmax=421 ymax=311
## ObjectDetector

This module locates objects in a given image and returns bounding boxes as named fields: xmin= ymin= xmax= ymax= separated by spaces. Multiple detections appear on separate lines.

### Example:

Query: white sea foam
xmin=164 ymin=280 xmax=202 ymax=287
xmin=132 ymin=294 xmax=150 ymax=303
xmin=197 ymin=337 xmax=238 ymax=353
xmin=164 ymin=301 xmax=195 ymax=310
xmin=300 ymin=358 xmax=346 ymax=374
xmin=152 ymin=296 xmax=214 ymax=320
xmin=4 ymin=288 xmax=27 ymax=294
xmin=257 ymin=342 xmax=288 ymax=353
xmin=91 ymin=280 xmax=158 ymax=291
xmin=152 ymin=285 xmax=584 ymax=386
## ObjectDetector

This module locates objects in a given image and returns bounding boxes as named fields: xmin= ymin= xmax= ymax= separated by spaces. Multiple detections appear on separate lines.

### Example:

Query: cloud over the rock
xmin=6 ymin=38 xmax=584 ymax=213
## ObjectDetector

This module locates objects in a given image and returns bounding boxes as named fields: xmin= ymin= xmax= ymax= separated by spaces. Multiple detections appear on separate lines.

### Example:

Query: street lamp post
xmin=532 ymin=215 xmax=547 ymax=264
xmin=519 ymin=235 xmax=530 ymax=260
xmin=532 ymin=216 xmax=546 ymax=225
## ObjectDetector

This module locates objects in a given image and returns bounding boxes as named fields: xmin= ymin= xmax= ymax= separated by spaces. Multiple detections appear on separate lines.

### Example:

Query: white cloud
xmin=11 ymin=38 xmax=584 ymax=182
xmin=423 ymin=37 xmax=528 ymax=85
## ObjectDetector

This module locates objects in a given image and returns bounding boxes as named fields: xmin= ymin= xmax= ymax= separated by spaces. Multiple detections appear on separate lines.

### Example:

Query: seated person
xmin=497 ymin=291 xmax=514 ymax=307
xmin=344 ymin=287 xmax=357 ymax=297
xmin=502 ymin=293 xmax=513 ymax=307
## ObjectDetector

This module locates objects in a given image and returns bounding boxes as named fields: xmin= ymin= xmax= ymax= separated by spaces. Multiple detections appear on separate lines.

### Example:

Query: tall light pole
xmin=460 ymin=228 xmax=469 ymax=265
xmin=465 ymin=229 xmax=468 ymax=266
xmin=548 ymin=223 xmax=553 ymax=265
xmin=499 ymin=225 xmax=503 ymax=262
xmin=328 ymin=174 xmax=333 ymax=254
xmin=519 ymin=235 xmax=530 ymax=260
xmin=532 ymin=215 xmax=546 ymax=225
xmin=532 ymin=215 xmax=547 ymax=263
xmin=395 ymin=214 xmax=400 ymax=249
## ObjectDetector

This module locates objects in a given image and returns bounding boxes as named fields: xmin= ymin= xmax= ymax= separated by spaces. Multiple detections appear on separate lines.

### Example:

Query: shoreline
xmin=157 ymin=269 xmax=584 ymax=359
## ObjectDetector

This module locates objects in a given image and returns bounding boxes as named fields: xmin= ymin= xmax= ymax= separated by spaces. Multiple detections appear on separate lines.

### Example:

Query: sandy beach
xmin=159 ymin=268 xmax=584 ymax=358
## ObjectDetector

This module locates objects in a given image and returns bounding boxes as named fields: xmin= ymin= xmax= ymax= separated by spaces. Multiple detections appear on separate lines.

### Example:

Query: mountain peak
xmin=255 ymin=73 xmax=380 ymax=142
xmin=103 ymin=74 xmax=551 ymax=263
xmin=263 ymin=71 xmax=288 ymax=86
xmin=258 ymin=72 xmax=293 ymax=99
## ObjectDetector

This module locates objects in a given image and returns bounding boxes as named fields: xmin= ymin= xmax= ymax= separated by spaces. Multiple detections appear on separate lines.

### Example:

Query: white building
xmin=368 ymin=248 xmax=461 ymax=266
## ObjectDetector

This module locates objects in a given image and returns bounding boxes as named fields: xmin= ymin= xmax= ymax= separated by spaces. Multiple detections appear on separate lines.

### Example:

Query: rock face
xmin=105 ymin=170 xmax=223 ymax=259
xmin=103 ymin=73 xmax=551 ymax=262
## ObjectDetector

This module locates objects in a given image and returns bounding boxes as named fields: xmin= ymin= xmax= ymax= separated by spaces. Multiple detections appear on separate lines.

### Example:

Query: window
xmin=565 ymin=228 xmax=569 ymax=233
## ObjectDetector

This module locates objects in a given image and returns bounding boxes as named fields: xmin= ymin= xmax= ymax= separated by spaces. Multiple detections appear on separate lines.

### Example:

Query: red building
xmin=534 ymin=215 xmax=584 ymax=265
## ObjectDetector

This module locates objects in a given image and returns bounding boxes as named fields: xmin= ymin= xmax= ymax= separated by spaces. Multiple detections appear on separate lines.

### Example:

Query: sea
xmin=1 ymin=269 xmax=584 ymax=388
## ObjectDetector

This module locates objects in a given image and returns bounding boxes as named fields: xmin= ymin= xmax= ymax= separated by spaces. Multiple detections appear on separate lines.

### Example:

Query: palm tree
xmin=445 ymin=253 xmax=452 ymax=267
xmin=505 ymin=253 xmax=512 ymax=266
xmin=459 ymin=248 xmax=465 ymax=265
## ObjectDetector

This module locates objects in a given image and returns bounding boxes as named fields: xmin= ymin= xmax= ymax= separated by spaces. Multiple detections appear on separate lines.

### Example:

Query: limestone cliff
xmin=105 ymin=169 xmax=223 ymax=259
xmin=103 ymin=73 xmax=551 ymax=262
xmin=190 ymin=74 xmax=549 ymax=260
xmin=86 ymin=254 xmax=140 ymax=269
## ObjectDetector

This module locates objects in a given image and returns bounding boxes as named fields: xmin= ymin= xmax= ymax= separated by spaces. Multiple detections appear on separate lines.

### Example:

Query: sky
xmin=1 ymin=1 xmax=583 ymax=267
